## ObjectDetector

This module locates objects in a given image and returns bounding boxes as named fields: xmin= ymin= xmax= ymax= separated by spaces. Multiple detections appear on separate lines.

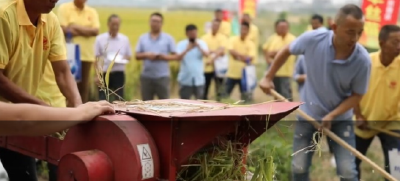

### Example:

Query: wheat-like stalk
xmin=94 ymin=40 xmax=125 ymax=102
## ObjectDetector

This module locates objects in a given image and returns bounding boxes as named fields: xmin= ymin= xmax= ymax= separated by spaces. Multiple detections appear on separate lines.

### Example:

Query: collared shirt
xmin=135 ymin=32 xmax=176 ymax=78
xmin=57 ymin=2 xmax=100 ymax=62
xmin=355 ymin=51 xmax=400 ymax=139
xmin=289 ymin=30 xmax=371 ymax=120
xmin=293 ymin=55 xmax=306 ymax=97
xmin=0 ymin=0 xmax=67 ymax=103
xmin=176 ymin=39 xmax=208 ymax=86
xmin=262 ymin=33 xmax=297 ymax=77
xmin=201 ymin=32 xmax=229 ymax=73
xmin=226 ymin=36 xmax=256 ymax=79
xmin=95 ymin=32 xmax=132 ymax=72
xmin=36 ymin=62 xmax=66 ymax=107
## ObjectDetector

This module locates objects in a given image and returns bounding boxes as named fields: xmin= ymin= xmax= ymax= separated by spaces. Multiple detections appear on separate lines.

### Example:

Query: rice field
xmin=41 ymin=7 xmax=386 ymax=181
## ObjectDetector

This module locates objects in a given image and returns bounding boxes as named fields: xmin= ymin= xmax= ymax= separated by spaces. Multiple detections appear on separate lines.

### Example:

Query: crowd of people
xmin=0 ymin=0 xmax=399 ymax=181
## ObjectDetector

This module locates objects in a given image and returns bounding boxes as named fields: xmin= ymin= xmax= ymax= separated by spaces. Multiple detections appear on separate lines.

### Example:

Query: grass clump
xmin=177 ymin=140 xmax=247 ymax=181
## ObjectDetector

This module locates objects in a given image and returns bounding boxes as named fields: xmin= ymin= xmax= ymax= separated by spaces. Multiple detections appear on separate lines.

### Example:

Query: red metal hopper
xmin=0 ymin=99 xmax=301 ymax=181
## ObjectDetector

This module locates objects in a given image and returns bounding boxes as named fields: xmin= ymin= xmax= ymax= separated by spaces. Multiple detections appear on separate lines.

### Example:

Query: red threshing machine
xmin=0 ymin=99 xmax=301 ymax=181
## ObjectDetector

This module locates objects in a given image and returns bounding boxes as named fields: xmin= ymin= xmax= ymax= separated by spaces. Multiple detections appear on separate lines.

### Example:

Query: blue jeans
xmin=292 ymin=118 xmax=358 ymax=181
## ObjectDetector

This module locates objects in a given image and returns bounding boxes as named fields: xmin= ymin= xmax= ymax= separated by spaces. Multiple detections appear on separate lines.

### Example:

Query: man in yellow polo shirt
xmin=242 ymin=13 xmax=259 ymax=56
xmin=225 ymin=22 xmax=256 ymax=102
xmin=262 ymin=19 xmax=296 ymax=100
xmin=354 ymin=25 xmax=400 ymax=180
xmin=57 ymin=0 xmax=100 ymax=103
xmin=201 ymin=19 xmax=229 ymax=101
xmin=0 ymin=0 xmax=82 ymax=180
xmin=215 ymin=9 xmax=231 ymax=37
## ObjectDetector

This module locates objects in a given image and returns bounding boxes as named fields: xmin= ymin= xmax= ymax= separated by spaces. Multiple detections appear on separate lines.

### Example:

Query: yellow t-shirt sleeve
xmin=49 ymin=19 xmax=67 ymax=61
xmin=91 ymin=9 xmax=100 ymax=28
xmin=0 ymin=17 xmax=11 ymax=69
xmin=56 ymin=5 xmax=68 ymax=27
xmin=262 ymin=37 xmax=272 ymax=51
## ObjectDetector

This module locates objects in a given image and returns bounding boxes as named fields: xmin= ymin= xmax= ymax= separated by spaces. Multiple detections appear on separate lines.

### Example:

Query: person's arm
xmin=196 ymin=41 xmax=209 ymax=57
xmin=62 ymin=10 xmax=100 ymax=37
xmin=0 ymin=101 xmax=114 ymax=136
xmin=49 ymin=24 xmax=82 ymax=107
xmin=229 ymin=50 xmax=244 ymax=60
xmin=0 ymin=70 xmax=48 ymax=105
xmin=0 ymin=17 xmax=47 ymax=105
xmin=163 ymin=42 xmax=194 ymax=61
xmin=326 ymin=61 xmax=371 ymax=119
xmin=51 ymin=61 xmax=82 ymax=107
xmin=293 ymin=56 xmax=306 ymax=83
xmin=69 ymin=25 xmax=99 ymax=37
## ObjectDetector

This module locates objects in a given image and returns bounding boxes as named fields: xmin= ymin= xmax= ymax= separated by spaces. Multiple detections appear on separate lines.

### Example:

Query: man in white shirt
xmin=94 ymin=14 xmax=132 ymax=102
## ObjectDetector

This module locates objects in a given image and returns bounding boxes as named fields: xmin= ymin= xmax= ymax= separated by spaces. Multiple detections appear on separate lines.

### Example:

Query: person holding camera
xmin=176 ymin=24 xmax=209 ymax=99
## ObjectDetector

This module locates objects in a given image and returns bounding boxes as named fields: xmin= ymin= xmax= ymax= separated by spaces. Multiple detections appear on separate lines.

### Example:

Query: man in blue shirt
xmin=135 ymin=12 xmax=177 ymax=101
xmin=260 ymin=4 xmax=371 ymax=181
xmin=176 ymin=24 xmax=209 ymax=99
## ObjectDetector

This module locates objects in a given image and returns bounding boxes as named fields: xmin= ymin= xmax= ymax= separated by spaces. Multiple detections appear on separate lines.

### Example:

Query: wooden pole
xmin=369 ymin=127 xmax=400 ymax=139
xmin=270 ymin=90 xmax=398 ymax=181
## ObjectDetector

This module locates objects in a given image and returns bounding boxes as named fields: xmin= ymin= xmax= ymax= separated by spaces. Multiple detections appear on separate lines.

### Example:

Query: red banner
xmin=360 ymin=0 xmax=400 ymax=49
xmin=239 ymin=0 xmax=258 ymax=19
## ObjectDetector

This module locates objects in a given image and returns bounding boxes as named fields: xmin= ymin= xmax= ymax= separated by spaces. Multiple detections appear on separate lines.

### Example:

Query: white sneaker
xmin=330 ymin=156 xmax=336 ymax=168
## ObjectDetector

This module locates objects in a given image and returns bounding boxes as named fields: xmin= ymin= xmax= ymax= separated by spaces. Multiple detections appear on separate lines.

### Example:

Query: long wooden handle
xmin=270 ymin=90 xmax=398 ymax=181
xmin=369 ymin=127 xmax=400 ymax=139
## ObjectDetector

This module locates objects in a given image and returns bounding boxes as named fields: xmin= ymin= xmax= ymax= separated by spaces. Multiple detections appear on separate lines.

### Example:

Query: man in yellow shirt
xmin=262 ymin=19 xmax=296 ymax=99
xmin=0 ymin=0 xmax=82 ymax=180
xmin=57 ymin=0 xmax=100 ymax=103
xmin=354 ymin=25 xmax=400 ymax=180
xmin=225 ymin=22 xmax=256 ymax=102
xmin=201 ymin=19 xmax=229 ymax=101
xmin=242 ymin=13 xmax=259 ymax=56
xmin=215 ymin=9 xmax=231 ymax=37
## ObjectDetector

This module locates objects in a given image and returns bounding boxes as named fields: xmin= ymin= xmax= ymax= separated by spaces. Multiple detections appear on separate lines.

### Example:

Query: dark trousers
xmin=225 ymin=78 xmax=253 ymax=102
xmin=203 ymin=72 xmax=224 ymax=101
xmin=355 ymin=130 xmax=400 ymax=181
xmin=77 ymin=61 xmax=93 ymax=103
xmin=273 ymin=77 xmax=292 ymax=101
xmin=0 ymin=148 xmax=37 ymax=181
xmin=140 ymin=76 xmax=170 ymax=101
xmin=98 ymin=71 xmax=125 ymax=102
xmin=225 ymin=78 xmax=243 ymax=96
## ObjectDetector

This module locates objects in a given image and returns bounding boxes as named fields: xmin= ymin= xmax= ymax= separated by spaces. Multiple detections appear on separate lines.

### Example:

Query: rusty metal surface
xmin=58 ymin=150 xmax=114 ymax=181
xmin=59 ymin=115 xmax=160 ymax=181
